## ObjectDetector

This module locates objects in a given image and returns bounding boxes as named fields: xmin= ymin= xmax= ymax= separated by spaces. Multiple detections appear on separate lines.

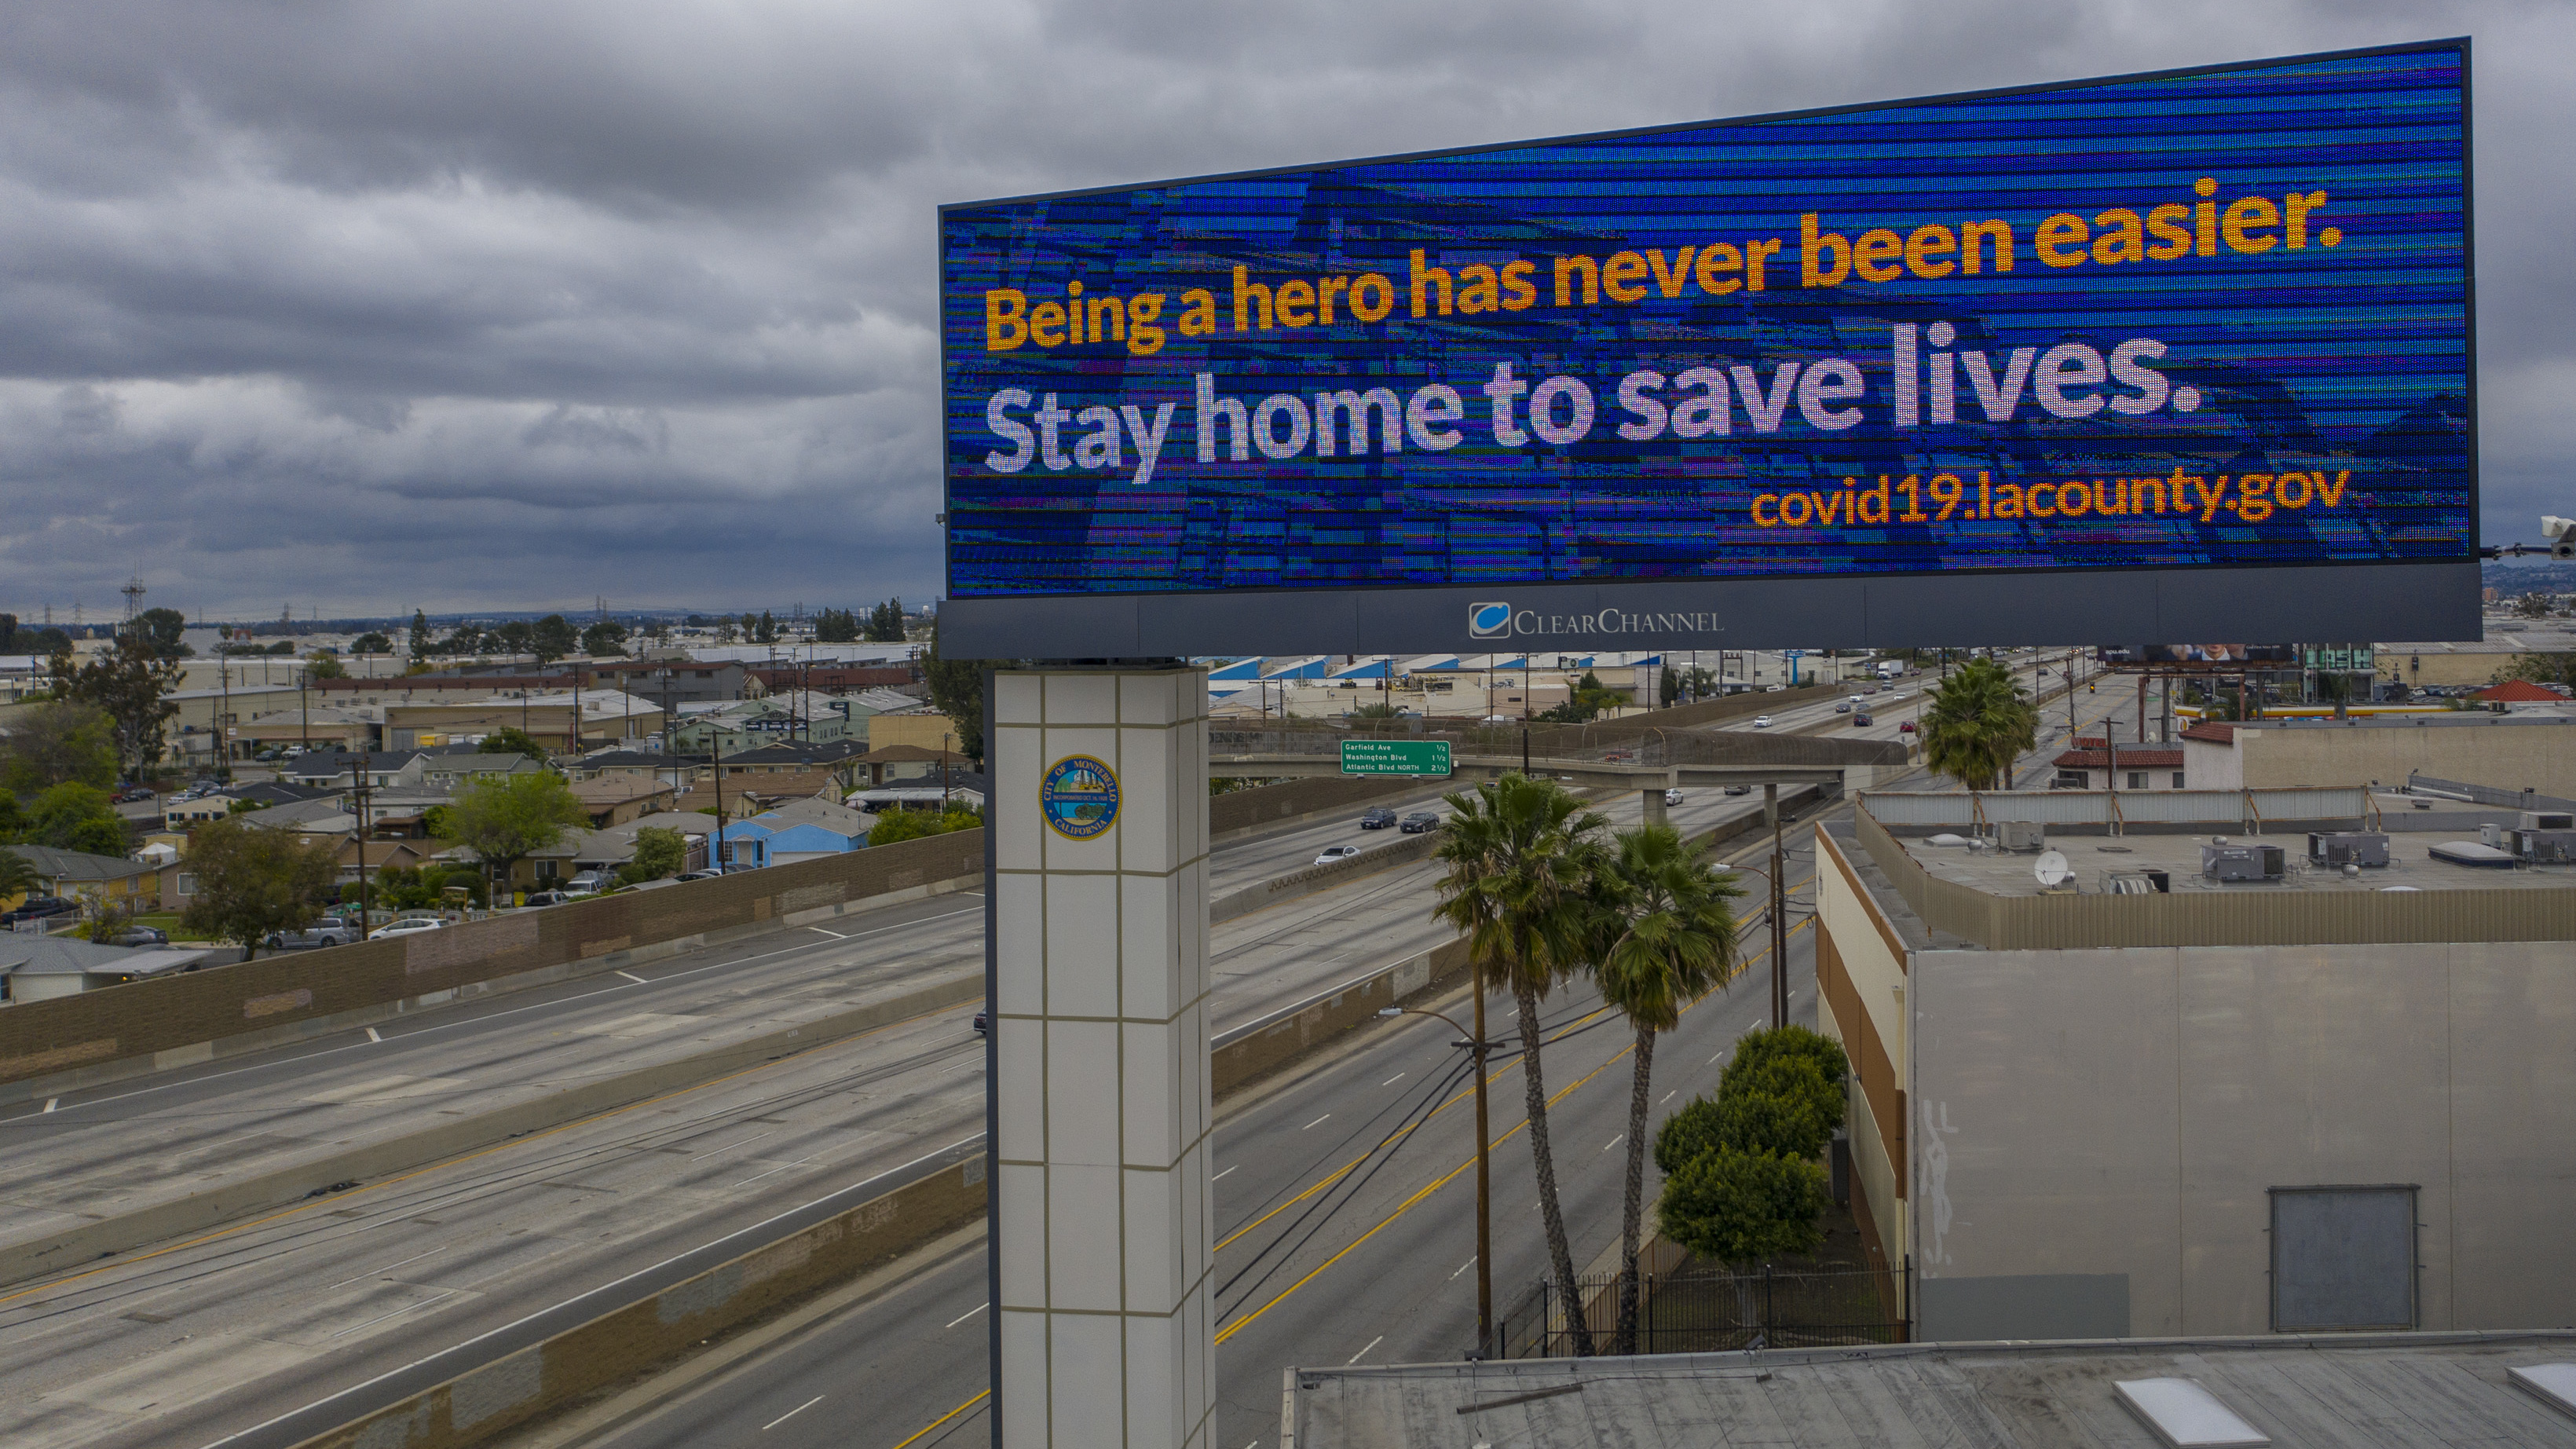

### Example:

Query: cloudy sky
xmin=0 ymin=1 xmax=2560 ymax=623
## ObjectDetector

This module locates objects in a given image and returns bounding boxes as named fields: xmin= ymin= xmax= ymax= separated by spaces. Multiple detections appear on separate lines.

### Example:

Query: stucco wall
xmin=1909 ymin=940 xmax=2576 ymax=1341
xmin=2236 ymin=718 xmax=2576 ymax=796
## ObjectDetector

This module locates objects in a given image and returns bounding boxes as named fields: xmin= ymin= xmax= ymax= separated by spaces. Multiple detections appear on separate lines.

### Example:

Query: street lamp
xmin=1376 ymin=997 xmax=1495 ymax=1359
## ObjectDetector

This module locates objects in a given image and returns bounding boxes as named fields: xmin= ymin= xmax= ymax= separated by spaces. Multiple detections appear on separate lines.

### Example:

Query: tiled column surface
xmin=993 ymin=668 xmax=1213 ymax=1449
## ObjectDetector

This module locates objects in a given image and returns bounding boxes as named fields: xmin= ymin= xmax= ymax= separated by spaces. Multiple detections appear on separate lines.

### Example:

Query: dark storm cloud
xmin=0 ymin=1 xmax=2563 ymax=620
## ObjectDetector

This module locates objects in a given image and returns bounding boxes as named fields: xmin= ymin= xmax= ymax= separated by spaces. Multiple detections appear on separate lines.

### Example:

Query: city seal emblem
xmin=1040 ymin=755 xmax=1120 ymax=840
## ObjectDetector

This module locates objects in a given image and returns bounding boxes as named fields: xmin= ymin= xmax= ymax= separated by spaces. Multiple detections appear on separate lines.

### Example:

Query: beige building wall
xmin=2234 ymin=719 xmax=2576 ymax=796
xmin=1812 ymin=829 xmax=1912 ymax=1281
xmin=1909 ymin=940 xmax=2576 ymax=1340
xmin=865 ymin=711 xmax=964 ymax=753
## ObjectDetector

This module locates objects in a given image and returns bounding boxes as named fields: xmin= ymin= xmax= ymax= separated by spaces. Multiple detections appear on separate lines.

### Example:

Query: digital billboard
xmin=939 ymin=41 xmax=2475 ymax=657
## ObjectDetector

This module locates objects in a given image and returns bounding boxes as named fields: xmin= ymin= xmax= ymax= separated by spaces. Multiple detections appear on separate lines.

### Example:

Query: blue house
xmin=713 ymin=796 xmax=873 ymax=869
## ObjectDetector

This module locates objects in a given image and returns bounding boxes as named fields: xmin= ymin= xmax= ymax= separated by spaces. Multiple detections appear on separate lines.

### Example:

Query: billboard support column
xmin=992 ymin=666 xmax=1213 ymax=1449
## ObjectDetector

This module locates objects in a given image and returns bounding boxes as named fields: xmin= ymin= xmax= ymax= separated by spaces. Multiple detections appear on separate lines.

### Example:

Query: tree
xmin=864 ymin=805 xmax=983 ymax=846
xmin=812 ymin=608 xmax=859 ymax=644
xmin=445 ymin=621 xmax=488 ymax=656
xmin=478 ymin=726 xmax=551 ymax=762
xmin=25 ymin=783 xmax=129 ymax=854
xmin=619 ymin=825 xmax=688 ymax=884
xmin=135 ymin=606 xmax=193 ymax=658
xmin=434 ymin=771 xmax=591 ymax=891
xmin=2498 ymin=652 xmax=2576 ymax=692
xmin=350 ymin=631 xmax=392 ymax=654
xmin=1654 ymin=1025 xmax=1849 ymax=1284
xmin=496 ymin=620 xmax=536 ymax=657
xmin=755 ymin=609 xmax=779 ymax=644
xmin=0 ymin=847 xmax=39 ymax=902
xmin=865 ymin=598 xmax=906 ymax=642
xmin=532 ymin=613 xmax=580 ymax=662
xmin=715 ymin=617 xmax=739 ymax=644
xmin=53 ymin=634 xmax=184 ymax=780
xmin=1590 ymin=823 xmax=1744 ymax=1352
xmin=922 ymin=614 xmax=986 ymax=764
xmin=179 ymin=815 xmax=341 ymax=960
xmin=1433 ymin=772 xmax=1611 ymax=1354
xmin=304 ymin=651 xmax=347 ymax=680
xmin=0 ymin=793 xmax=25 ymax=844
xmin=1919 ymin=657 xmax=2040 ymax=792
xmin=2 ymin=701 xmax=119 ymax=795
xmin=408 ymin=609 xmax=434 ymax=664
xmin=581 ymin=620 xmax=630 ymax=657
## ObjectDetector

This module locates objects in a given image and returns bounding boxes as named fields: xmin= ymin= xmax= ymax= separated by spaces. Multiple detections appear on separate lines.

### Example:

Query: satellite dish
xmin=2034 ymin=850 xmax=2073 ymax=888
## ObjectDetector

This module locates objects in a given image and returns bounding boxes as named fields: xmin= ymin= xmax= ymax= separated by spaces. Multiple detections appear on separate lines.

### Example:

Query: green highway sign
xmin=1340 ymin=739 xmax=1453 ymax=778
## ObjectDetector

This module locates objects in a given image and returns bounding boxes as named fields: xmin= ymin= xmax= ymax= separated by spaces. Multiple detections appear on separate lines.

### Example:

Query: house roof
xmin=239 ymin=798 xmax=360 ymax=830
xmin=2475 ymin=679 xmax=2565 ymax=702
xmin=0 ymin=936 xmax=218 ymax=978
xmin=745 ymin=796 xmax=873 ymax=834
xmin=6 ymin=844 xmax=156 ymax=881
xmin=570 ymin=776 xmax=676 ymax=805
xmin=856 ymin=743 xmax=968 ymax=764
xmin=733 ymin=770 xmax=844 ymax=803
xmin=724 ymin=739 xmax=870 ymax=766
xmin=2051 ymin=747 xmax=2185 ymax=770
xmin=2180 ymin=721 xmax=2238 ymax=744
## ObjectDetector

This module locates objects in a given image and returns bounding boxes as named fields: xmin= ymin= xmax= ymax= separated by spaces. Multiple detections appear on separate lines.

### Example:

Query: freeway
xmin=0 ymin=778 xmax=1801 ymax=1449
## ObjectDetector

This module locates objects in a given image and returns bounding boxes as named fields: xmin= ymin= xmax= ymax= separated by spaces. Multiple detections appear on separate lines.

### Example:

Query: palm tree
xmin=0 ymin=847 xmax=39 ymax=907
xmin=1919 ymin=657 xmax=2040 ymax=792
xmin=1591 ymin=825 xmax=1744 ymax=1354
xmin=1433 ymin=771 xmax=1609 ymax=1355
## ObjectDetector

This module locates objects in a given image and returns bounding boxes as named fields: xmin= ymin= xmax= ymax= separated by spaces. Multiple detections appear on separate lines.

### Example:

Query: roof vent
xmin=2428 ymin=840 xmax=2516 ymax=869
xmin=2511 ymin=1363 xmax=2576 ymax=1420
xmin=2113 ymin=1378 xmax=2270 ymax=1447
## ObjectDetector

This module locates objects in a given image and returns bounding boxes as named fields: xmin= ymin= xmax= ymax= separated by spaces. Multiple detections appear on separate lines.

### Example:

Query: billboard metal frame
xmin=938 ymin=38 xmax=2476 ymax=657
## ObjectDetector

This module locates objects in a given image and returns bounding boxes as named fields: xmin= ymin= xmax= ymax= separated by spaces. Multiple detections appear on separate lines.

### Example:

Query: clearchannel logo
xmin=1466 ymin=599 xmax=1729 ymax=641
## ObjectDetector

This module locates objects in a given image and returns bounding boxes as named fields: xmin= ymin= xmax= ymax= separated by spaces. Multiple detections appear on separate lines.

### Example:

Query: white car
xmin=1663 ymin=789 xmax=1685 ymax=806
xmin=1752 ymin=715 xmax=1774 ymax=728
xmin=1314 ymin=845 xmax=1363 ymax=865
xmin=368 ymin=917 xmax=447 ymax=941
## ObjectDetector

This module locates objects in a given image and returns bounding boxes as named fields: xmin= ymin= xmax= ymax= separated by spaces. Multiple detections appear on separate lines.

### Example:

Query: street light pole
xmin=1380 ymin=986 xmax=1494 ymax=1359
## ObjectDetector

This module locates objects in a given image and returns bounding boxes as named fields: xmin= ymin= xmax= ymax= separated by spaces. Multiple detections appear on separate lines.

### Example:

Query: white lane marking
xmin=763 ymin=1396 xmax=825 ymax=1431
xmin=1348 ymin=1335 xmax=1383 ymax=1364
xmin=690 ymin=1129 xmax=776 ymax=1161
xmin=1749 ymin=1019 xmax=1762 ymax=1030
xmin=615 ymin=970 xmax=649 ymax=984
xmin=199 ymin=1136 xmax=986 ymax=1449
xmin=1301 ymin=1114 xmax=1330 ymax=1131
xmin=27 ymin=903 xmax=990 ymax=1120
xmin=1708 ymin=1052 xmax=1725 ymax=1065
xmin=1381 ymin=1072 xmax=1405 ymax=1086
xmin=364 ymin=1027 xmax=383 ymax=1043
xmin=946 ymin=1302 xmax=989 ymax=1329
xmin=734 ymin=1156 xmax=817 ymax=1187
xmin=1603 ymin=1134 xmax=1623 ymax=1152
xmin=1660 ymin=1090 xmax=1675 ymax=1105
xmin=804 ymin=927 xmax=847 ymax=940
xmin=42 ymin=1098 xmax=57 ymax=1113
xmin=325 ymin=1247 xmax=446 ymax=1290
xmin=1450 ymin=1257 xmax=1476 ymax=1281
xmin=1213 ymin=1165 xmax=1237 ymax=1181
xmin=328 ymin=1286 xmax=458 ymax=1339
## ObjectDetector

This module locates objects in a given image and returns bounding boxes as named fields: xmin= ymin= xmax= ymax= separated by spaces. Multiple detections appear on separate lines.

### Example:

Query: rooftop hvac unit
xmin=2201 ymin=843 xmax=2285 ymax=882
xmin=2512 ymin=829 xmax=2576 ymax=865
xmin=2104 ymin=871 xmax=2171 ymax=895
xmin=2521 ymin=810 xmax=2576 ymax=832
xmin=1996 ymin=820 xmax=2047 ymax=852
xmin=2306 ymin=831 xmax=2390 ymax=868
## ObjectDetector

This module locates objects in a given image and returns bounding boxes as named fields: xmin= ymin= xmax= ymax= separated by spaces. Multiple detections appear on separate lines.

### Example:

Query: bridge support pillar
xmin=1641 ymin=786 xmax=1667 ymax=829
xmin=990 ymin=666 xmax=1213 ymax=1449
xmin=1764 ymin=781 xmax=1780 ymax=831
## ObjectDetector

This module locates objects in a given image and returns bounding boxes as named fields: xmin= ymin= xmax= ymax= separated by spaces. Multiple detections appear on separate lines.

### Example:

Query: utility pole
xmin=712 ymin=731 xmax=726 ymax=873
xmin=351 ymin=754 xmax=375 ymax=929
xmin=1772 ymin=805 xmax=1788 ymax=1030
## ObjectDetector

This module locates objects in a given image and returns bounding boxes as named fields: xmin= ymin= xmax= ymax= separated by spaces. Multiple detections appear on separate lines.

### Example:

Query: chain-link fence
xmin=1496 ymin=1262 xmax=1908 ymax=1359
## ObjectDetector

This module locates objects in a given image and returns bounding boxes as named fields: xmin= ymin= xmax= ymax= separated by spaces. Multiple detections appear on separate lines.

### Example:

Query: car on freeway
xmin=1663 ymin=788 xmax=1685 ymax=806
xmin=1314 ymin=845 xmax=1363 ymax=865
xmin=1850 ymin=694 xmax=1867 ymax=704
xmin=265 ymin=923 xmax=355 ymax=950
xmin=1 ymin=896 xmax=78 ymax=926
xmin=1853 ymin=713 xmax=1875 ymax=727
xmin=1752 ymin=715 xmax=1774 ymax=728
xmin=973 ymin=1009 xmax=989 ymax=1035
xmin=1358 ymin=807 xmax=1397 ymax=829
xmin=1898 ymin=720 xmax=1918 ymax=734
xmin=1834 ymin=703 xmax=1852 ymax=714
xmin=1724 ymin=785 xmax=1752 ymax=796
xmin=1399 ymin=811 xmax=1441 ymax=834
xmin=107 ymin=926 xmax=170 ymax=947
xmin=368 ymin=917 xmax=447 ymax=941
xmin=112 ymin=785 xmax=157 ymax=803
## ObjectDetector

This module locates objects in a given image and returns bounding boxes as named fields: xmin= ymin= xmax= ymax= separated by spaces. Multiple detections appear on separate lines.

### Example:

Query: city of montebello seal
xmin=1041 ymin=755 xmax=1120 ymax=840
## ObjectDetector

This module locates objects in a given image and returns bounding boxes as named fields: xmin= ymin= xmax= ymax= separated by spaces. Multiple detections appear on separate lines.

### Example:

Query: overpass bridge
xmin=1206 ymin=752 xmax=1902 ymax=827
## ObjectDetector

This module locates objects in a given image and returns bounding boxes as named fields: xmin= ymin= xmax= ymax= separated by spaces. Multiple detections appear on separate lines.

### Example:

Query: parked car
xmin=1853 ymin=712 xmax=1875 ymax=726
xmin=563 ymin=870 xmax=615 ymax=894
xmin=1 ymin=896 xmax=78 ymax=925
xmin=1314 ymin=845 xmax=1363 ymax=865
xmin=1399 ymin=812 xmax=1441 ymax=834
xmin=1752 ymin=715 xmax=1774 ymax=728
xmin=673 ymin=870 xmax=723 ymax=883
xmin=1358 ymin=807 xmax=1397 ymax=830
xmin=107 ymin=926 xmax=169 ymax=947
xmin=266 ymin=924 xmax=354 ymax=950
xmin=1724 ymin=784 xmax=1752 ymax=796
xmin=1663 ymin=789 xmax=1685 ymax=806
xmin=112 ymin=785 xmax=157 ymax=803
xmin=368 ymin=917 xmax=446 ymax=941
xmin=523 ymin=890 xmax=577 ymax=907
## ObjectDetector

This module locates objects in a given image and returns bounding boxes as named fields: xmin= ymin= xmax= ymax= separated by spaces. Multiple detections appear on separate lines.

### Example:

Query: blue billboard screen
xmin=939 ymin=42 xmax=2470 ymax=618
